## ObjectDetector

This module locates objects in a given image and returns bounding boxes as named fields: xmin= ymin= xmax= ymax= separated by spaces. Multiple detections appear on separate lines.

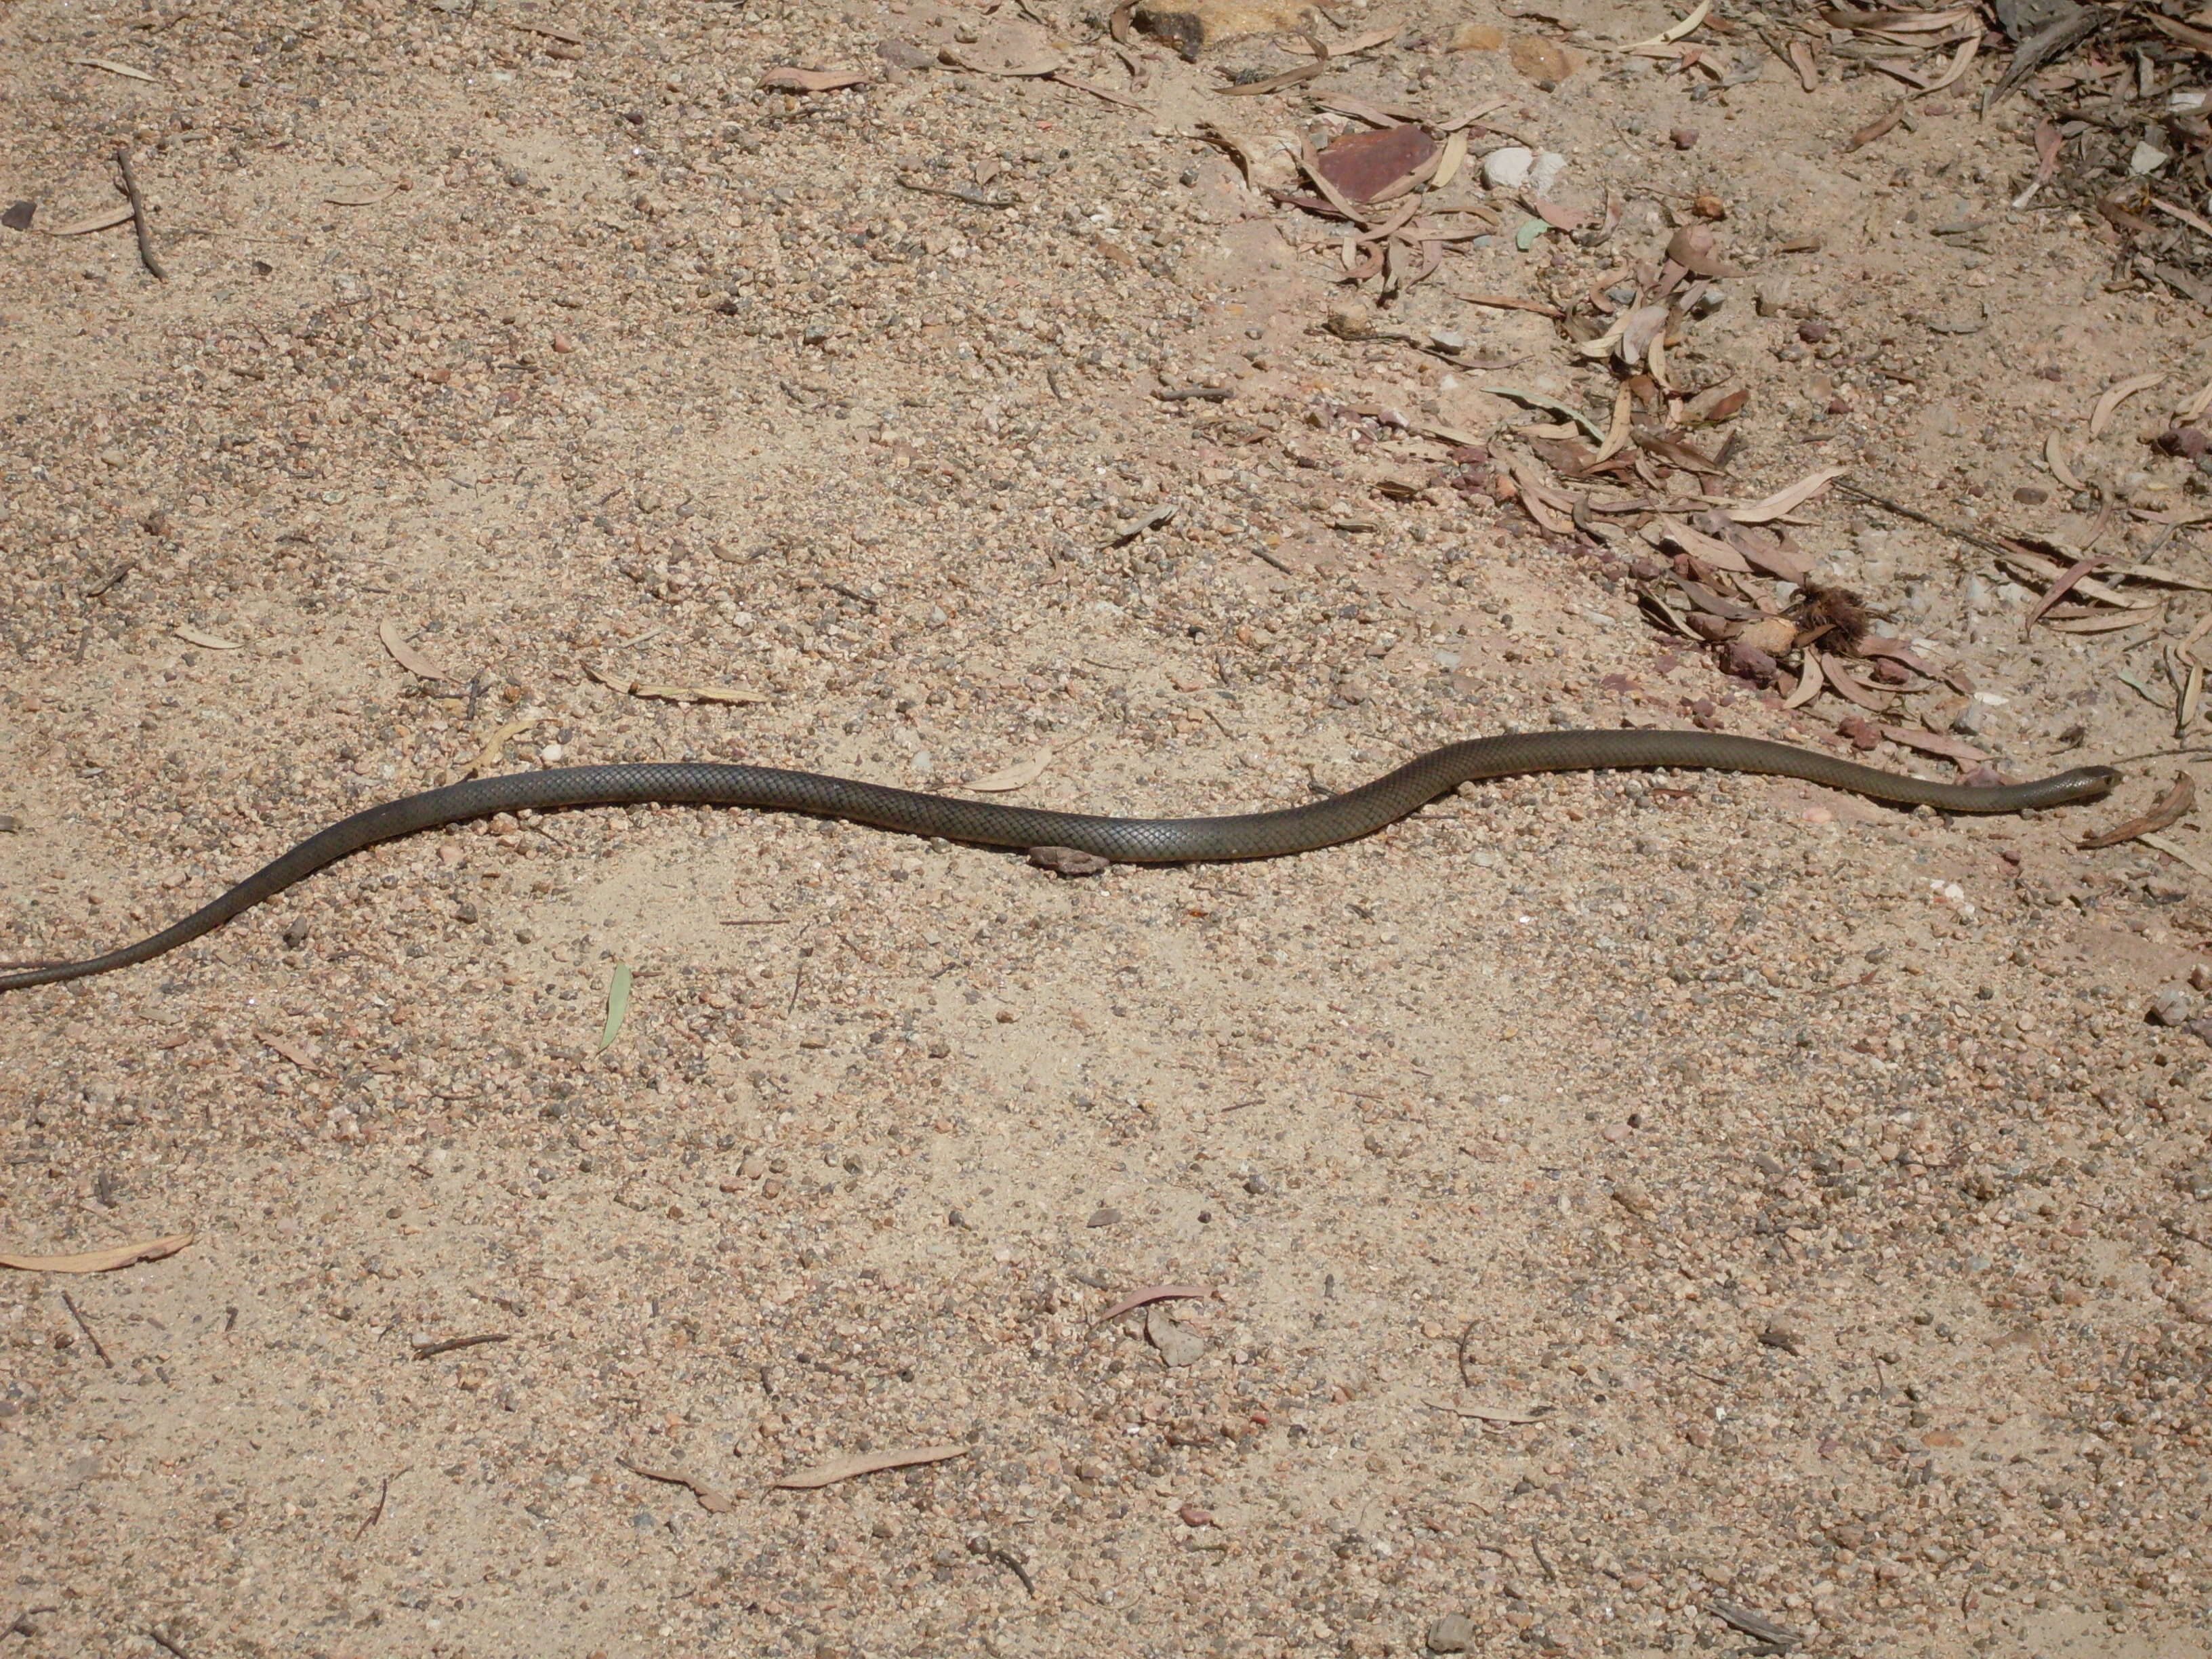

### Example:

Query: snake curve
xmin=0 ymin=730 xmax=2118 ymax=994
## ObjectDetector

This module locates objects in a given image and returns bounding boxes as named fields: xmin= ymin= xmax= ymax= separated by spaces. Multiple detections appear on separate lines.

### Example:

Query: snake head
xmin=2057 ymin=765 xmax=2123 ymax=802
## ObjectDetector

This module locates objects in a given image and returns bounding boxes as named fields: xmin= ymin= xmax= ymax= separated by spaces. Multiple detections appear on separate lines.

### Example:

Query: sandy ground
xmin=5 ymin=0 xmax=2212 ymax=1656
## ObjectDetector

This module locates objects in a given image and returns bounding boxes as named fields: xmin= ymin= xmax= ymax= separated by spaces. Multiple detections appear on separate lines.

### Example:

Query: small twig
xmin=1247 ymin=544 xmax=1296 ymax=577
xmin=1833 ymin=481 xmax=2010 ymax=563
xmin=1530 ymin=1535 xmax=1559 ymax=1584
xmin=147 ymin=1631 xmax=192 ymax=1659
xmin=971 ymin=1540 xmax=1036 ymax=1596
xmin=411 ymin=1332 xmax=511 ymax=1360
xmin=719 ymin=915 xmax=793 ymax=926
xmin=60 ymin=1292 xmax=112 ymax=1368
xmin=1456 ymin=1314 xmax=1478 ymax=1389
xmin=113 ymin=148 xmax=167 ymax=281
xmin=896 ymin=175 xmax=1017 ymax=209
xmin=789 ymin=939 xmax=812 ymax=1015
xmin=353 ymin=1473 xmax=394 ymax=1540
xmin=1153 ymin=385 xmax=1233 ymax=403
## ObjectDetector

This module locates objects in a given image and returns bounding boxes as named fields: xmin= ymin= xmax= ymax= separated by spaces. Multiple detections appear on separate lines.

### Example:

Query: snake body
xmin=0 ymin=731 xmax=2118 ymax=994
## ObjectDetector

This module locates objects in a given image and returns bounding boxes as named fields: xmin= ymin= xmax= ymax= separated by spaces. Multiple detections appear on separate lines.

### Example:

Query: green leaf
xmin=1514 ymin=218 xmax=1549 ymax=252
xmin=598 ymin=962 xmax=634 ymax=1053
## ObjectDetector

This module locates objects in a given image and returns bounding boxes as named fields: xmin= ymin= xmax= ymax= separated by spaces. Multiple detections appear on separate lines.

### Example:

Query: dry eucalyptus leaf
xmin=325 ymin=181 xmax=401 ymax=207
xmin=1877 ymin=724 xmax=1987 ymax=764
xmin=617 ymin=1457 xmax=735 ymax=1514
xmin=1434 ymin=1400 xmax=1548 ymax=1423
xmin=1094 ymin=1284 xmax=1211 ymax=1325
xmin=2090 ymin=371 xmax=2164 ymax=437
xmin=0 ymin=1233 xmax=193 ymax=1274
xmin=759 ymin=66 xmax=872 ymax=91
xmin=175 ymin=625 xmax=243 ymax=651
xmin=47 ymin=205 xmax=137 ymax=236
xmin=966 ymin=751 xmax=1054 ymax=792
xmin=774 ymin=1445 xmax=968 ymax=1490
xmin=379 ymin=619 xmax=457 ymax=682
xmin=258 ymin=1030 xmax=326 ymax=1075
xmin=2080 ymin=771 xmax=2196 ymax=850
xmin=1725 ymin=464 xmax=1847 ymax=524
xmin=1664 ymin=222 xmax=1744 ymax=278
xmin=68 ymin=54 xmax=158 ymax=80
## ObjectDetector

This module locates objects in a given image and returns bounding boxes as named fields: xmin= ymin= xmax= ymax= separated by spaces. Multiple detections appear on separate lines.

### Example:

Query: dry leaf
xmin=47 ymin=205 xmax=138 ymax=236
xmin=452 ymin=715 xmax=544 ymax=782
xmin=2138 ymin=830 xmax=2212 ymax=877
xmin=1504 ymin=455 xmax=1575 ymax=533
xmin=258 ymin=1030 xmax=326 ymax=1075
xmin=379 ymin=619 xmax=457 ymax=682
xmin=2023 ymin=554 xmax=2110 ymax=637
xmin=1815 ymin=650 xmax=1885 ymax=710
xmin=1664 ymin=222 xmax=1744 ymax=278
xmin=966 ymin=751 xmax=1054 ymax=792
xmin=760 ymin=66 xmax=872 ymax=91
xmin=1432 ymin=128 xmax=1469 ymax=190
xmin=2091 ymin=372 xmax=2164 ymax=437
xmin=617 ymin=1457 xmax=735 ymax=1513
xmin=585 ymin=663 xmax=769 ymax=704
xmin=774 ymin=1444 xmax=968 ymax=1489
xmin=2080 ymin=771 xmax=2196 ymax=849
xmin=1313 ymin=123 xmax=1439 ymax=203
xmin=1655 ymin=519 xmax=1754 ymax=574
xmin=2045 ymin=607 xmax=2163 ymax=635
xmin=1094 ymin=1284 xmax=1211 ymax=1325
xmin=1782 ymin=651 xmax=1826 ymax=710
xmin=0 ymin=1233 xmax=193 ymax=1274
xmin=1433 ymin=1400 xmax=1548 ymax=1423
xmin=1616 ymin=0 xmax=1711 ymax=49
xmin=1788 ymin=38 xmax=1819 ymax=90
xmin=1725 ymin=464 xmax=1847 ymax=524
xmin=1507 ymin=34 xmax=1580 ymax=84
xmin=175 ymin=625 xmax=243 ymax=651
xmin=1848 ymin=100 xmax=1908 ymax=151
xmin=325 ymin=182 xmax=400 ymax=207
xmin=1681 ymin=383 xmax=1749 ymax=424
xmin=69 ymin=55 xmax=158 ymax=80
xmin=2044 ymin=433 xmax=2085 ymax=492
xmin=504 ymin=18 xmax=586 ymax=43
xmin=1288 ymin=24 xmax=1399 ymax=55
xmin=1877 ymin=724 xmax=1986 ymax=764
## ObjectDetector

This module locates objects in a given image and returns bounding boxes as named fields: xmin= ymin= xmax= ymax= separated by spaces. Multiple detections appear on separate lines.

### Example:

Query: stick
xmin=61 ymin=1292 xmax=113 ymax=1368
xmin=114 ymin=148 xmax=167 ymax=281
xmin=411 ymin=1332 xmax=511 ymax=1359
xmin=353 ymin=1473 xmax=392 ymax=1540
xmin=1530 ymin=1534 xmax=1559 ymax=1584
xmin=1832 ymin=481 xmax=2011 ymax=563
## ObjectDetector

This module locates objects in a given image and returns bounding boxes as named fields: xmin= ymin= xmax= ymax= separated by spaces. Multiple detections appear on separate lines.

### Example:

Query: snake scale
xmin=0 ymin=730 xmax=2118 ymax=994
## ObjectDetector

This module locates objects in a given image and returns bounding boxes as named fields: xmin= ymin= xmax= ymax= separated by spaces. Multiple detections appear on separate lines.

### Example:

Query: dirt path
xmin=4 ymin=1 xmax=2212 ymax=1655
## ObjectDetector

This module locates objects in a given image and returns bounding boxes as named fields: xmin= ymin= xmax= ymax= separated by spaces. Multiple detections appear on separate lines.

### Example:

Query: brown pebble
xmin=1670 ymin=127 xmax=1698 ymax=148
xmin=2013 ymin=485 xmax=2049 ymax=504
xmin=1798 ymin=319 xmax=1833 ymax=343
xmin=1691 ymin=192 xmax=1726 ymax=220
xmin=551 ymin=333 xmax=576 ymax=354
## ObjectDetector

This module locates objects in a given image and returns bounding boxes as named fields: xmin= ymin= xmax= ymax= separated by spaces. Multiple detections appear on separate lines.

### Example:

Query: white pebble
xmin=1481 ymin=146 xmax=1534 ymax=190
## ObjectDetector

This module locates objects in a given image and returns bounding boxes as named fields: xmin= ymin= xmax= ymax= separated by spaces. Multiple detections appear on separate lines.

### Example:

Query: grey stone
xmin=1146 ymin=1305 xmax=1206 ymax=1368
xmin=1427 ymin=1612 xmax=1476 ymax=1653
xmin=2150 ymin=985 xmax=2197 ymax=1026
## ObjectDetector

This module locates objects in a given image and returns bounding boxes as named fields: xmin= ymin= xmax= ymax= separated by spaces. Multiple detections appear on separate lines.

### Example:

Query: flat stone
xmin=1147 ymin=1304 xmax=1207 ymax=1367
